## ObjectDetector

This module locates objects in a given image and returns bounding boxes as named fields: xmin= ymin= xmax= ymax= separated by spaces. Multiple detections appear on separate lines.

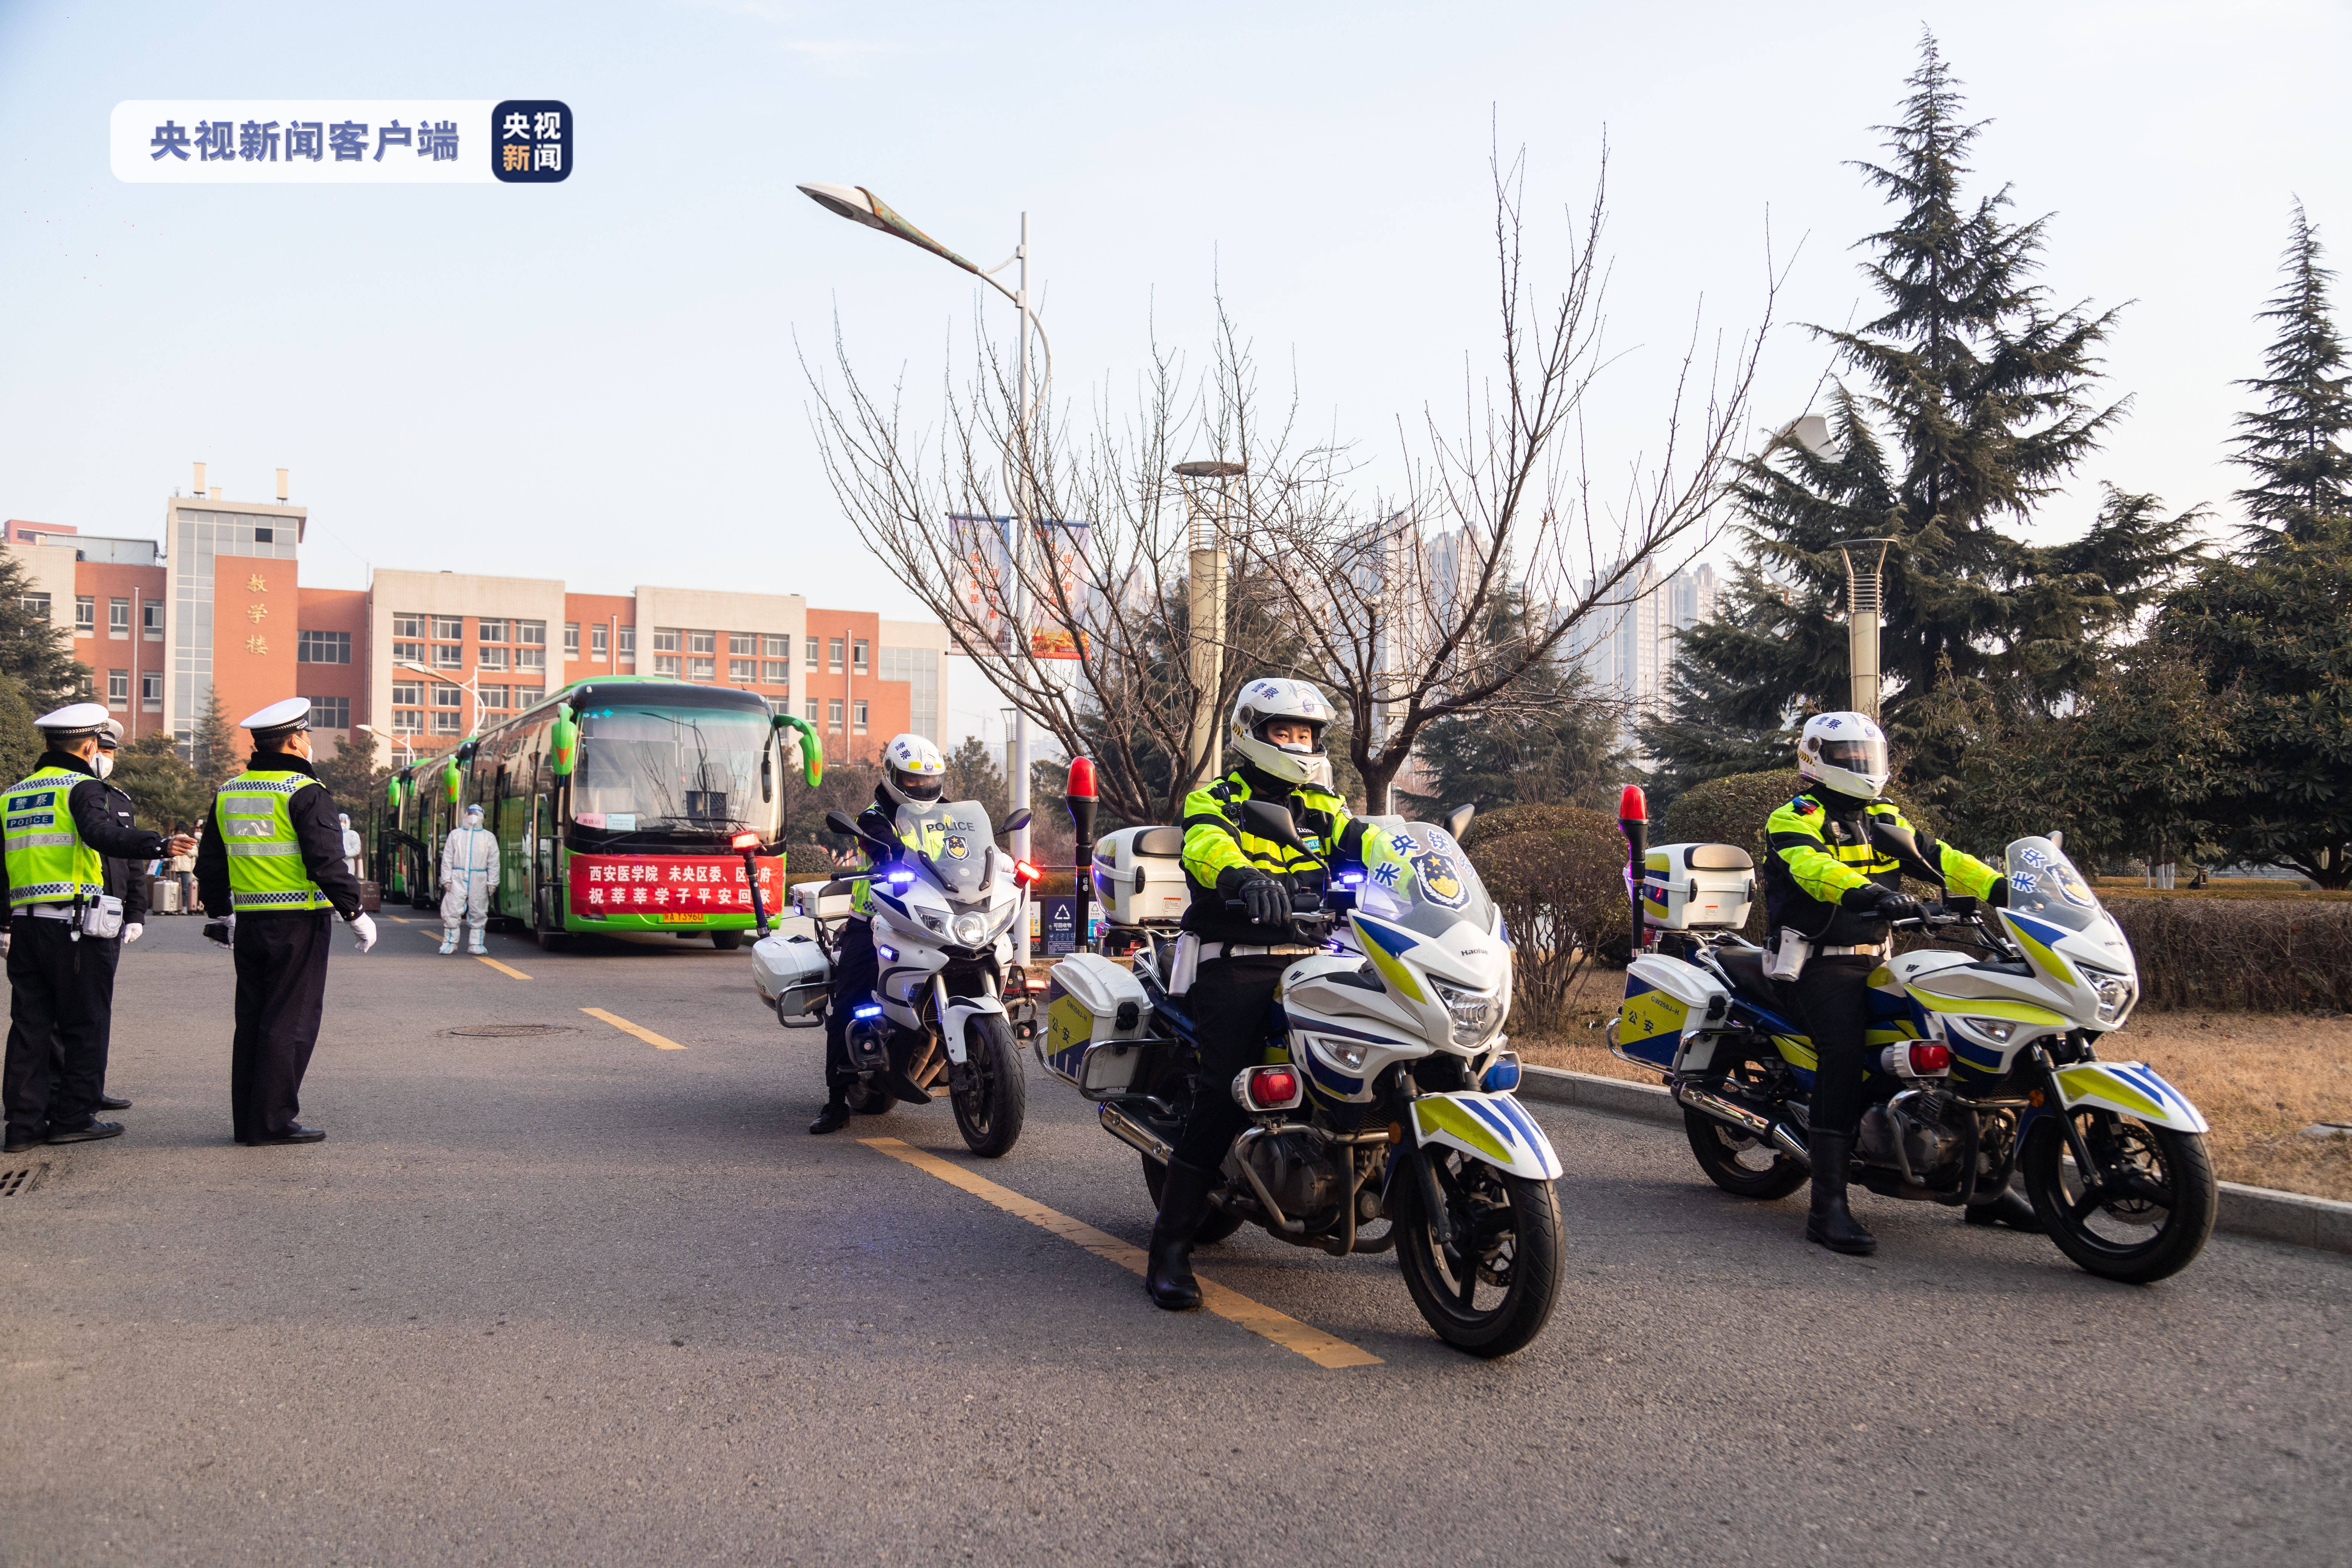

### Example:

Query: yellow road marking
xmin=861 ymin=1137 xmax=1381 ymax=1369
xmin=477 ymin=956 xmax=531 ymax=980
xmin=580 ymin=1007 xmax=686 ymax=1050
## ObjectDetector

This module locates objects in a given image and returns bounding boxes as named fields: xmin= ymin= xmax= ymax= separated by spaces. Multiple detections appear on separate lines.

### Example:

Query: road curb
xmin=1518 ymin=1063 xmax=2352 ymax=1258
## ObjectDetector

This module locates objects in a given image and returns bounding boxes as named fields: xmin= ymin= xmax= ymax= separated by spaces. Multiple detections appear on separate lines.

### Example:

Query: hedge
xmin=2108 ymin=899 xmax=2352 ymax=1014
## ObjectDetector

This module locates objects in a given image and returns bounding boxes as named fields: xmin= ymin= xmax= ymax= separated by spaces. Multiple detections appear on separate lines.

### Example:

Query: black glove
xmin=1987 ymin=876 xmax=2010 ymax=909
xmin=1841 ymin=881 xmax=1892 ymax=913
xmin=1235 ymin=873 xmax=1290 ymax=928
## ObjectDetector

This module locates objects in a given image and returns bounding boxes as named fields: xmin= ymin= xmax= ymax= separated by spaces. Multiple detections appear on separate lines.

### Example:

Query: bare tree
xmin=805 ymin=142 xmax=1776 ymax=826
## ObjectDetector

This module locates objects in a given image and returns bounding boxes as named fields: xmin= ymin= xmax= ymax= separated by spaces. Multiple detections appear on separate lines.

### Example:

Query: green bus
xmin=369 ymin=676 xmax=821 ymax=951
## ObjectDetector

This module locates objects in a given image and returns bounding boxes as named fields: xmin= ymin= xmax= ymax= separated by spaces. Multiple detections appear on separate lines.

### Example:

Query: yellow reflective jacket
xmin=1762 ymin=789 xmax=1998 ymax=945
xmin=1180 ymin=767 xmax=1376 ymax=941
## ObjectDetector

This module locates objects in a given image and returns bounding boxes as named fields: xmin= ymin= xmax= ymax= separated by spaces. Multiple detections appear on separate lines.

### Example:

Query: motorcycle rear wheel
xmin=1394 ymin=1151 xmax=1563 ymax=1359
xmin=2021 ymin=1109 xmax=2216 ymax=1285
xmin=1683 ymin=1105 xmax=1810 ymax=1199
xmin=951 ymin=1014 xmax=1027 ymax=1159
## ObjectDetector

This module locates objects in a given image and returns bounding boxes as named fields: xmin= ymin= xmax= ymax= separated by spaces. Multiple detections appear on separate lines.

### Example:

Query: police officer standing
xmin=85 ymin=721 xmax=150 ymax=1113
xmin=193 ymin=699 xmax=377 ymax=1146
xmin=2 ymin=704 xmax=193 ymax=1155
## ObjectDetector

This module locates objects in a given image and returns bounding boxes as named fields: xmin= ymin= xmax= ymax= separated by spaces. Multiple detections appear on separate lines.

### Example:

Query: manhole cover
xmin=443 ymin=1024 xmax=577 ymax=1038
xmin=0 ymin=1165 xmax=46 ymax=1198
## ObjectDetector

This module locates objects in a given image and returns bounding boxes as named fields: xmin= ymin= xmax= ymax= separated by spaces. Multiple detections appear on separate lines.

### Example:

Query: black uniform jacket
xmin=0 ymin=751 xmax=170 ymax=909
xmin=102 ymin=781 xmax=150 ymax=923
xmin=193 ymin=752 xmax=366 ymax=921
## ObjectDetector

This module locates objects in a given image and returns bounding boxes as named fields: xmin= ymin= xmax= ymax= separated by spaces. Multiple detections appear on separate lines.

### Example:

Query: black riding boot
xmin=807 ymin=1098 xmax=853 ymax=1135
xmin=1144 ymin=1159 xmax=1216 ymax=1311
xmin=1804 ymin=1130 xmax=1878 ymax=1256
xmin=1963 ymin=1180 xmax=2043 ymax=1232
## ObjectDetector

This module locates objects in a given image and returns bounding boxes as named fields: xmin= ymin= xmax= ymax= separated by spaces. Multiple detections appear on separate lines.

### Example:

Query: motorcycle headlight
xmin=1434 ymin=982 xmax=1504 ymax=1049
xmin=2079 ymin=964 xmax=2137 ymax=1025
xmin=952 ymin=910 xmax=989 ymax=946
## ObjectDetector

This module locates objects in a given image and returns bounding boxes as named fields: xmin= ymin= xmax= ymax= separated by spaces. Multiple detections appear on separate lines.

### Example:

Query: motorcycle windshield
xmin=895 ymin=799 xmax=997 ymax=901
xmin=1351 ymin=822 xmax=1493 ymax=939
xmin=2005 ymin=836 xmax=2104 ymax=933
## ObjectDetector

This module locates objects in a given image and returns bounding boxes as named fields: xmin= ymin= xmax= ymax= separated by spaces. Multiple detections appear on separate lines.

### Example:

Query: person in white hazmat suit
xmin=338 ymin=813 xmax=364 ymax=879
xmin=438 ymin=804 xmax=499 ymax=955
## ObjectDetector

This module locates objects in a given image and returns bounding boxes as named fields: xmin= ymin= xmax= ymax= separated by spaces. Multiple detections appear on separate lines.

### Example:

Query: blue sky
xmin=2 ymin=0 xmax=2344 ymax=655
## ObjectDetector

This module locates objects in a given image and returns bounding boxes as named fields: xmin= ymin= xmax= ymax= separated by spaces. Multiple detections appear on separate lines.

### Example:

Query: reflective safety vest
xmin=218 ymin=767 xmax=334 ymax=912
xmin=4 ymin=764 xmax=103 ymax=908
xmin=850 ymin=806 xmax=949 ymax=915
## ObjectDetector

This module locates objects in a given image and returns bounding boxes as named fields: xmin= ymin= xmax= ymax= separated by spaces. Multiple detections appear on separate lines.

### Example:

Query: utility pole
xmin=1173 ymin=460 xmax=1244 ymax=795
xmin=1836 ymin=539 xmax=1894 ymax=721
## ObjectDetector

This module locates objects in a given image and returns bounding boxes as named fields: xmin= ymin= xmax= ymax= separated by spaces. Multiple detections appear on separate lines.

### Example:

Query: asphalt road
xmin=1 ymin=912 xmax=2344 ymax=1567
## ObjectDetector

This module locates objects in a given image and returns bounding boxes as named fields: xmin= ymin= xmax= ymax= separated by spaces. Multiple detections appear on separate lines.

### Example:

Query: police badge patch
xmin=944 ymin=833 xmax=970 ymax=861
xmin=1410 ymin=845 xmax=1470 ymax=909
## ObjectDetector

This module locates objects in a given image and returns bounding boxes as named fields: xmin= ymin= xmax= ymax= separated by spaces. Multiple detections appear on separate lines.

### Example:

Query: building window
xmin=729 ymin=658 xmax=758 ymax=682
xmin=107 ymin=669 xmax=129 ymax=708
xmin=515 ymin=621 xmax=546 ymax=668
xmin=513 ymin=687 xmax=543 ymax=708
xmin=828 ymin=637 xmax=844 ymax=671
xmin=590 ymin=625 xmax=608 ymax=660
xmin=297 ymin=630 xmax=352 ymax=664
xmin=19 ymin=592 xmax=50 ymax=623
xmin=392 ymin=612 xmax=423 ymax=639
xmin=393 ymin=709 xmax=424 ymax=735
xmin=76 ymin=670 xmax=92 ymax=698
xmin=727 ymin=632 xmax=755 ymax=656
xmin=879 ymin=646 xmax=941 ymax=744
xmin=479 ymin=619 xmax=508 ymax=645
xmin=653 ymin=654 xmax=681 ymax=676
xmin=827 ymin=698 xmax=844 ymax=731
xmin=853 ymin=639 xmax=869 ymax=674
xmin=432 ymin=615 xmax=464 ymax=641
xmin=142 ymin=602 xmax=162 ymax=639
xmin=687 ymin=629 xmax=715 ymax=656
xmin=688 ymin=657 xmax=716 ymax=682
xmin=391 ymin=680 xmax=424 ymax=707
xmin=431 ymin=710 xmax=461 ymax=735
xmin=109 ymin=597 xmax=130 ymax=637
xmin=75 ymin=595 xmax=95 ymax=635
xmin=761 ymin=660 xmax=789 ymax=683
xmin=853 ymin=699 xmax=868 ymax=733
xmin=805 ymin=635 xmax=819 ymax=667
xmin=432 ymin=683 xmax=463 ymax=709
xmin=563 ymin=622 xmax=580 ymax=657
xmin=306 ymin=696 xmax=351 ymax=730
xmin=479 ymin=685 xmax=510 ymax=710
xmin=392 ymin=640 xmax=424 ymax=663
xmin=652 ymin=627 xmax=681 ymax=653
xmin=478 ymin=646 xmax=509 ymax=671
xmin=617 ymin=626 xmax=635 ymax=659
xmin=140 ymin=672 xmax=162 ymax=710
xmin=433 ymin=644 xmax=463 ymax=669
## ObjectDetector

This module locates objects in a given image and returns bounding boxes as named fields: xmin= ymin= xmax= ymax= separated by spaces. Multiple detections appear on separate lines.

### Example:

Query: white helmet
xmin=880 ymin=733 xmax=948 ymax=809
xmin=1796 ymin=711 xmax=1890 ymax=803
xmin=1230 ymin=678 xmax=1334 ymax=790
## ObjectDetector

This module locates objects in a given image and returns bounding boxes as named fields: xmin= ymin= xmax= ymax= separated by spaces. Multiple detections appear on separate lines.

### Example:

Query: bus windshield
xmin=573 ymin=702 xmax=779 ymax=838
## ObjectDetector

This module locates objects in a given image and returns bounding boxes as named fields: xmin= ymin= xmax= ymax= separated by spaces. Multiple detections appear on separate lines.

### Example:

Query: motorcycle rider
xmin=1762 ymin=711 xmax=2033 ymax=1256
xmin=438 ymin=803 xmax=499 ymax=956
xmin=808 ymin=733 xmax=952 ymax=1136
xmin=1146 ymin=678 xmax=1385 ymax=1311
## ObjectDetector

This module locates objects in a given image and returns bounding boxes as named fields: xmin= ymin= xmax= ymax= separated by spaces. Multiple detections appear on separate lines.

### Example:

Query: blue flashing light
xmin=853 ymin=1004 xmax=884 ymax=1019
xmin=875 ymin=944 xmax=897 ymax=962
xmin=1334 ymin=872 xmax=1363 ymax=888
xmin=1480 ymin=1054 xmax=1522 ymax=1094
xmin=887 ymin=870 xmax=915 ymax=888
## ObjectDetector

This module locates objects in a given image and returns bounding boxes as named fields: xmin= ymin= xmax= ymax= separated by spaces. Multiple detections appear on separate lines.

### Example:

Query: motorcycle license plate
xmin=660 ymin=913 xmax=704 ymax=924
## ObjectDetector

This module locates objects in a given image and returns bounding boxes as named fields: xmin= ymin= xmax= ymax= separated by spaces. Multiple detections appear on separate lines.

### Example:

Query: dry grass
xmin=1512 ymin=975 xmax=2352 ymax=1203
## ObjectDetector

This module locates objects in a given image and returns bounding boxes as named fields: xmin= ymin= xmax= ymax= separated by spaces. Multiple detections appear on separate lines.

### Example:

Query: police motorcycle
xmin=1042 ymin=801 xmax=1566 ymax=1357
xmin=1612 ymin=829 xmax=2217 ymax=1284
xmin=750 ymin=799 xmax=1039 ymax=1157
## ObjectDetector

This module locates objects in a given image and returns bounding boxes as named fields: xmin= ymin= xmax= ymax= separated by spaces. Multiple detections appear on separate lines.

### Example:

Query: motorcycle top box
xmin=1640 ymin=842 xmax=1755 ymax=931
xmin=1091 ymin=825 xmax=1189 ymax=928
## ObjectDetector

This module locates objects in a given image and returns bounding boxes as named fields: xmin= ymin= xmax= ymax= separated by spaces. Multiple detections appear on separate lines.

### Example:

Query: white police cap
xmin=239 ymin=697 xmax=313 ymax=736
xmin=32 ymin=701 xmax=111 ymax=736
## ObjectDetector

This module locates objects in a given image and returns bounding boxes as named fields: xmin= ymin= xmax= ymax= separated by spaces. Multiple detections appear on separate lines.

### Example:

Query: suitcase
xmin=146 ymin=876 xmax=181 ymax=914
xmin=358 ymin=880 xmax=382 ymax=914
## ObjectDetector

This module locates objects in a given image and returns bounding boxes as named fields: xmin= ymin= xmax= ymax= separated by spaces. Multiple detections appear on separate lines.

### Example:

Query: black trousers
xmin=1171 ymin=956 xmax=1291 ymax=1171
xmin=821 ymin=916 xmax=880 ymax=1100
xmin=3 ymin=919 xmax=116 ymax=1144
xmin=231 ymin=911 xmax=332 ymax=1142
xmin=1790 ymin=953 xmax=1882 ymax=1139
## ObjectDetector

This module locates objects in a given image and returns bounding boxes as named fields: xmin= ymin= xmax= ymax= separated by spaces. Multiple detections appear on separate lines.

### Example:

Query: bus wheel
xmin=711 ymin=931 xmax=743 ymax=951
xmin=537 ymin=926 xmax=573 ymax=953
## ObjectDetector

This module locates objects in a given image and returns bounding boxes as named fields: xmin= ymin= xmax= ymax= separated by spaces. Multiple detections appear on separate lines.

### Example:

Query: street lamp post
xmin=1834 ymin=540 xmax=1896 ymax=721
xmin=801 ymin=181 xmax=1053 ymax=962
xmin=399 ymin=659 xmax=481 ymax=745
xmin=354 ymin=723 xmax=414 ymax=769
xmin=1171 ymin=461 xmax=1245 ymax=794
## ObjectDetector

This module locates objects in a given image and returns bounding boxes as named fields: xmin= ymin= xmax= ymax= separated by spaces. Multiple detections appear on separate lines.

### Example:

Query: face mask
xmin=95 ymin=750 xmax=115 ymax=779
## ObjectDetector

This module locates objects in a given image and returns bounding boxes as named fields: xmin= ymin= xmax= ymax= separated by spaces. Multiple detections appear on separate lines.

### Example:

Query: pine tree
xmin=1643 ymin=34 xmax=2195 ymax=800
xmin=2231 ymin=204 xmax=2352 ymax=556
xmin=0 ymin=548 xmax=87 ymax=712
xmin=111 ymin=731 xmax=204 ymax=831
xmin=189 ymin=688 xmax=242 ymax=796
xmin=0 ymin=671 xmax=41 ymax=786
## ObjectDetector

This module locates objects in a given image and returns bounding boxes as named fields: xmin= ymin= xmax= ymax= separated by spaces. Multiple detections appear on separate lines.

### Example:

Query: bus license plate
xmin=660 ymin=913 xmax=704 ymax=924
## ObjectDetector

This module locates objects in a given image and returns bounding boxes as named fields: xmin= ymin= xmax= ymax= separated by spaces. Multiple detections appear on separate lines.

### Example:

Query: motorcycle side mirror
xmin=1000 ymin=807 xmax=1032 ymax=836
xmin=1240 ymin=799 xmax=1311 ymax=855
xmin=1444 ymin=803 xmax=1476 ymax=842
xmin=824 ymin=809 xmax=861 ymax=839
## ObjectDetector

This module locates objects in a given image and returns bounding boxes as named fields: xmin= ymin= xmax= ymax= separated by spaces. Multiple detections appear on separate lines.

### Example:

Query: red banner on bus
xmin=570 ymin=853 xmax=782 ymax=917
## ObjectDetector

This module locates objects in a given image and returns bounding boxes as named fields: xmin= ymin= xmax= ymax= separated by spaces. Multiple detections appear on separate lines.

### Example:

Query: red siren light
xmin=1618 ymin=785 xmax=1648 ymax=824
xmin=1065 ymin=756 xmax=1097 ymax=800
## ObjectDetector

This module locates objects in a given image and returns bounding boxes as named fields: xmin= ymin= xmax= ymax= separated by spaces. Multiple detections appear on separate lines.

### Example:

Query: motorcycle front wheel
xmin=951 ymin=1014 xmax=1027 ymax=1159
xmin=2021 ymin=1109 xmax=2216 ymax=1285
xmin=1393 ymin=1150 xmax=1563 ymax=1359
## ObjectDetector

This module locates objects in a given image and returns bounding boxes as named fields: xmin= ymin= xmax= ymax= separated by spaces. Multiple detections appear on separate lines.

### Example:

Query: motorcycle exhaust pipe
xmin=1099 ymin=1104 xmax=1174 ymax=1166
xmin=1676 ymin=1084 xmax=1812 ymax=1169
